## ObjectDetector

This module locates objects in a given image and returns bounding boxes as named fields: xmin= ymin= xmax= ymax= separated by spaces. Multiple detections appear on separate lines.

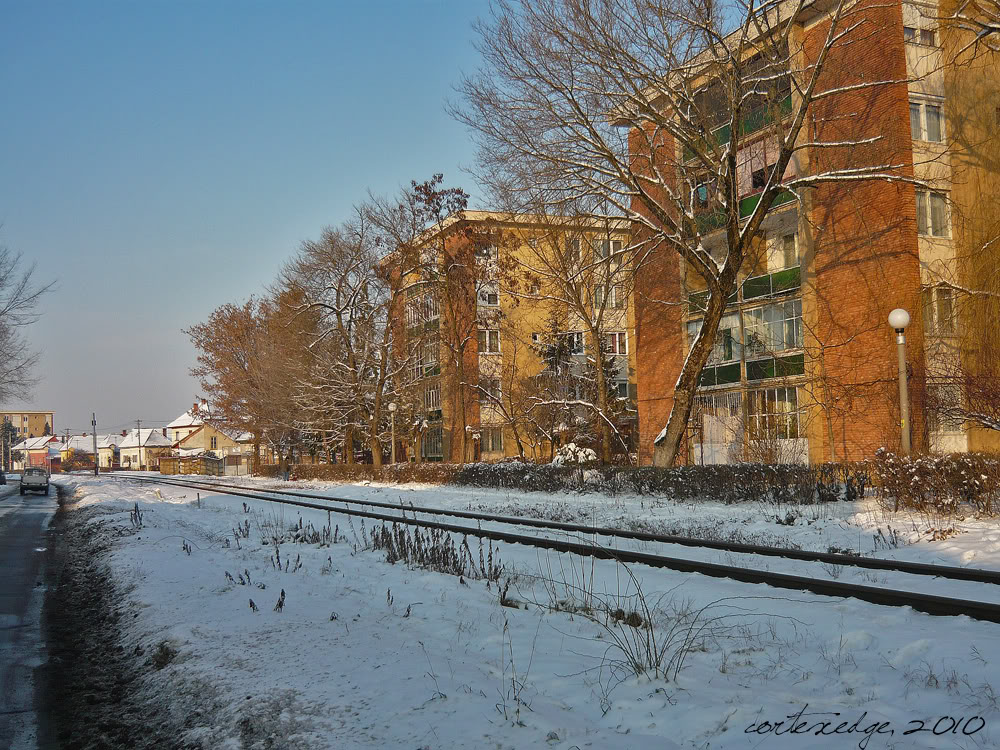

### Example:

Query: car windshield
xmin=26 ymin=468 xmax=45 ymax=475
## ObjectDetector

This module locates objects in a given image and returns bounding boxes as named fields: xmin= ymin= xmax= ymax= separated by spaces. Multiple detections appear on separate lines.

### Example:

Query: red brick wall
xmin=630 ymin=125 xmax=685 ymax=465
xmin=803 ymin=0 xmax=926 ymax=459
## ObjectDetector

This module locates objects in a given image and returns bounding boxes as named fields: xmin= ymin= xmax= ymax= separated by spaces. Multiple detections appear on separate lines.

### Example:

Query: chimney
xmin=192 ymin=401 xmax=199 ymax=413
xmin=121 ymin=430 xmax=127 ymax=437
xmin=162 ymin=428 xmax=167 ymax=437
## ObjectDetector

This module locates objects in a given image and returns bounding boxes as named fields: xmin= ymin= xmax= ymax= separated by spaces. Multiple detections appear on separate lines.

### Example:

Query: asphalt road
xmin=0 ymin=481 xmax=57 ymax=750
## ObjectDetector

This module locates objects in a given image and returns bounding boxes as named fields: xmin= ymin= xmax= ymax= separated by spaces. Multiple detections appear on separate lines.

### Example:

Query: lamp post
xmin=387 ymin=402 xmax=397 ymax=464
xmin=888 ymin=308 xmax=911 ymax=455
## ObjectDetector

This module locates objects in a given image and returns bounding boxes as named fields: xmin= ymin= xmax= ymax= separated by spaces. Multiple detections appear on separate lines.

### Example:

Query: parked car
xmin=0 ymin=471 xmax=5 ymax=485
xmin=20 ymin=467 xmax=49 ymax=495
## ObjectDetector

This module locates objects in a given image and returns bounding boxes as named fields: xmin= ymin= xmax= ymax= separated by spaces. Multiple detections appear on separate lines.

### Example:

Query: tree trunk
xmin=344 ymin=426 xmax=354 ymax=465
xmin=653 ymin=288 xmax=731 ymax=467
xmin=592 ymin=341 xmax=613 ymax=464
xmin=370 ymin=432 xmax=383 ymax=468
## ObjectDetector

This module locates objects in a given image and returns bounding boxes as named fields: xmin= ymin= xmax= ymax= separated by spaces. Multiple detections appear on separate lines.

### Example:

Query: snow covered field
xmin=55 ymin=475 xmax=1000 ymax=749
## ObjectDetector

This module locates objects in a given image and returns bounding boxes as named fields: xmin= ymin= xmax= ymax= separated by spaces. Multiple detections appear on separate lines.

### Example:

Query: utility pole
xmin=92 ymin=413 xmax=99 ymax=476
xmin=135 ymin=419 xmax=142 ymax=470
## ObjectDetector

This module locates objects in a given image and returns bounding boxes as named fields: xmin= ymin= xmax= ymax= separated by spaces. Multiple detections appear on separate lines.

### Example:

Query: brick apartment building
xmin=396 ymin=212 xmax=636 ymax=463
xmin=633 ymin=0 xmax=1000 ymax=465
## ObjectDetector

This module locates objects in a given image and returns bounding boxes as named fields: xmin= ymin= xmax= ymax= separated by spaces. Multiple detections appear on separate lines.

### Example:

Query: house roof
xmin=13 ymin=435 xmax=59 ymax=451
xmin=119 ymin=429 xmax=173 ymax=449
xmin=61 ymin=436 xmax=95 ymax=454
xmin=166 ymin=411 xmax=205 ymax=430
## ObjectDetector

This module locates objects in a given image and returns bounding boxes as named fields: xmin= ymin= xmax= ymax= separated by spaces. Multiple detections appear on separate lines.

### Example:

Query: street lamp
xmin=888 ymin=308 xmax=911 ymax=455
xmin=387 ymin=402 xmax=397 ymax=464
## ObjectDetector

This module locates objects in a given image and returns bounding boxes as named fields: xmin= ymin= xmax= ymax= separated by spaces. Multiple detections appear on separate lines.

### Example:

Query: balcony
xmin=694 ymin=189 xmax=796 ymax=234
xmin=683 ymin=95 xmax=793 ymax=163
xmin=742 ymin=265 xmax=801 ymax=300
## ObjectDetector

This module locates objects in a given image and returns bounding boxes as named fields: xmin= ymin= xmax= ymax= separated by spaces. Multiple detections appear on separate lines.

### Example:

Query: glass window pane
xmin=904 ymin=26 xmax=917 ymax=41
xmin=916 ymin=191 xmax=929 ymax=234
xmin=930 ymin=193 xmax=948 ymax=236
xmin=910 ymin=103 xmax=922 ymax=140
xmin=783 ymin=234 xmax=798 ymax=268
xmin=920 ymin=28 xmax=935 ymax=45
xmin=925 ymin=105 xmax=942 ymax=142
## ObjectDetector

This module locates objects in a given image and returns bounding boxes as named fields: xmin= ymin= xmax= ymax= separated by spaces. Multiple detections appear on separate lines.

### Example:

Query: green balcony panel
xmin=700 ymin=362 xmax=741 ymax=387
xmin=746 ymin=358 xmax=775 ymax=381
xmin=776 ymin=353 xmax=805 ymax=377
xmin=743 ymin=265 xmax=801 ymax=300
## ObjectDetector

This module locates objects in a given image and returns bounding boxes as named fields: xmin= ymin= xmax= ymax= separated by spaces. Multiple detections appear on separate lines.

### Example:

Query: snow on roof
xmin=61 ymin=436 xmax=95 ymax=454
xmin=13 ymin=435 xmax=58 ymax=451
xmin=119 ymin=429 xmax=173 ymax=449
xmin=167 ymin=400 xmax=213 ymax=430
xmin=97 ymin=434 xmax=121 ymax=449
xmin=166 ymin=411 xmax=205 ymax=430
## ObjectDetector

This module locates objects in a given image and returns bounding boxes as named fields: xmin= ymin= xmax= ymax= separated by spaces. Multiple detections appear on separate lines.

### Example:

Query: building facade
xmin=1 ymin=411 xmax=54 ymax=440
xmin=633 ymin=0 xmax=999 ymax=465
xmin=397 ymin=212 xmax=636 ymax=463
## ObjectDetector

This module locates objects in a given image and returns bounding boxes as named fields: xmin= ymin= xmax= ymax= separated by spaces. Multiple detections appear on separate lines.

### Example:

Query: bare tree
xmin=0 ymin=247 xmax=53 ymax=403
xmin=456 ymin=0 xmax=925 ymax=465
xmin=281 ymin=211 xmax=411 ymax=467
xmin=366 ymin=176 xmax=480 ymax=464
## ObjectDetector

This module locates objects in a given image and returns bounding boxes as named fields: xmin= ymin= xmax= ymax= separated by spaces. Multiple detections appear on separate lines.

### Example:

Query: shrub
xmin=871 ymin=450 xmax=1000 ymax=515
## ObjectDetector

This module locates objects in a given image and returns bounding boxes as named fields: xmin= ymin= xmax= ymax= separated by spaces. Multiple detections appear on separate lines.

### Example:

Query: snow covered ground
xmin=55 ymin=475 xmax=1000 ymax=749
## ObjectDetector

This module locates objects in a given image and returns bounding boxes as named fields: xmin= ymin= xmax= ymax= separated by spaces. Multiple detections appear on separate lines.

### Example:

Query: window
xmin=915 ymin=191 xmax=949 ymax=237
xmin=614 ymin=380 xmax=629 ymax=399
xmin=744 ymin=299 xmax=803 ymax=358
xmin=565 ymin=331 xmax=584 ymax=355
xmin=599 ymin=239 xmax=622 ymax=258
xmin=782 ymin=234 xmax=798 ymax=269
xmin=927 ymin=384 xmax=963 ymax=432
xmin=751 ymin=166 xmax=768 ymax=191
xmin=423 ymin=337 xmax=440 ymax=373
xmin=694 ymin=183 xmax=711 ymax=208
xmin=747 ymin=387 xmax=801 ymax=440
xmin=594 ymin=285 xmax=624 ymax=310
xmin=478 ymin=329 xmax=501 ymax=354
xmin=424 ymin=384 xmax=441 ymax=410
xmin=566 ymin=238 xmax=582 ymax=264
xmin=477 ymin=283 xmax=499 ymax=307
xmin=687 ymin=312 xmax=741 ymax=364
xmin=422 ymin=426 xmax=443 ymax=459
xmin=922 ymin=285 xmax=956 ymax=334
xmin=605 ymin=331 xmax=628 ymax=355
xmin=475 ymin=243 xmax=498 ymax=260
xmin=531 ymin=332 xmax=541 ymax=344
xmin=484 ymin=427 xmax=504 ymax=453
xmin=905 ymin=26 xmax=936 ymax=45
xmin=910 ymin=101 xmax=944 ymax=142
xmin=480 ymin=377 xmax=501 ymax=405
xmin=405 ymin=293 xmax=439 ymax=326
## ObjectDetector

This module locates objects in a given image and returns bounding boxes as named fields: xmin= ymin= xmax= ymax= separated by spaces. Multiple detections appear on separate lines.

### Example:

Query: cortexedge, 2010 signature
xmin=745 ymin=704 xmax=986 ymax=749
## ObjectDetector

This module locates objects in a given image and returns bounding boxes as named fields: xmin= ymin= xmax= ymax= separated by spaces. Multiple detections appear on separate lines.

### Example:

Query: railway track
xmin=111 ymin=473 xmax=1000 ymax=624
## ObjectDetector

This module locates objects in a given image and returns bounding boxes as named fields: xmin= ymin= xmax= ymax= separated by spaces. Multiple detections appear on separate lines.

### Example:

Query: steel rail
xmin=111 ymin=474 xmax=1000 ymax=624
xmin=112 ymin=473 xmax=1000 ymax=585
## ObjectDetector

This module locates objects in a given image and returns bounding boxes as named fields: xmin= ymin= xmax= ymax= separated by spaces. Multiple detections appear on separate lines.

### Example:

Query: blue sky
xmin=1 ymin=0 xmax=487 ymax=435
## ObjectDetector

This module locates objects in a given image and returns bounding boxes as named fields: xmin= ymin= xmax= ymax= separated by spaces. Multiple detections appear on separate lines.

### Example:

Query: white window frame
xmin=424 ymin=384 xmax=441 ymax=410
xmin=909 ymin=100 xmax=945 ymax=143
xmin=687 ymin=313 xmax=741 ymax=365
xmin=484 ymin=427 xmax=504 ymax=453
xmin=480 ymin=377 xmax=501 ymax=405
xmin=743 ymin=299 xmax=803 ymax=359
xmin=747 ymin=386 xmax=801 ymax=440
xmin=605 ymin=331 xmax=628 ymax=355
xmin=478 ymin=329 xmax=501 ymax=354
xmin=922 ymin=285 xmax=956 ymax=335
xmin=915 ymin=190 xmax=950 ymax=237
